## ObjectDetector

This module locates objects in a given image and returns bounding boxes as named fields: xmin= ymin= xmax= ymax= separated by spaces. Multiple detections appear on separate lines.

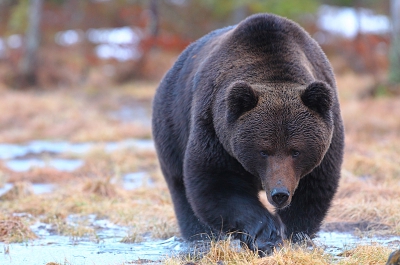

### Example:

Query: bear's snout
xmin=271 ymin=187 xmax=290 ymax=208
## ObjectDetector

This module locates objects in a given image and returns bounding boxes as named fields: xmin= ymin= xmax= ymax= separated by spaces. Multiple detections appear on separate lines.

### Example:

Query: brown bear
xmin=152 ymin=13 xmax=344 ymax=255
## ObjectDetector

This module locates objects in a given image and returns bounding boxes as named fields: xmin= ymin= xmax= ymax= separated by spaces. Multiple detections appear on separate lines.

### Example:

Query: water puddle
xmin=1 ymin=211 xmax=400 ymax=265
xmin=0 ymin=183 xmax=13 ymax=196
xmin=0 ymin=139 xmax=154 ymax=172
xmin=32 ymin=183 xmax=56 ymax=194
xmin=0 ymin=236 xmax=184 ymax=265
xmin=5 ymin=158 xmax=84 ymax=172
xmin=315 ymin=231 xmax=400 ymax=255
xmin=104 ymin=139 xmax=154 ymax=152
xmin=1 ymin=139 xmax=398 ymax=264
xmin=0 ymin=226 xmax=398 ymax=265
xmin=0 ymin=139 xmax=154 ymax=160
xmin=123 ymin=172 xmax=154 ymax=190
xmin=0 ymin=183 xmax=56 ymax=196
xmin=0 ymin=141 xmax=92 ymax=160
xmin=109 ymin=105 xmax=151 ymax=127
xmin=0 ymin=214 xmax=185 ymax=265
xmin=0 ymin=170 xmax=150 ymax=198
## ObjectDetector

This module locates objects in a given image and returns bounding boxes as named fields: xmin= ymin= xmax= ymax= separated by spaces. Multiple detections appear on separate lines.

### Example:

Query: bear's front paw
xmin=240 ymin=215 xmax=284 ymax=256
xmin=254 ymin=233 xmax=283 ymax=257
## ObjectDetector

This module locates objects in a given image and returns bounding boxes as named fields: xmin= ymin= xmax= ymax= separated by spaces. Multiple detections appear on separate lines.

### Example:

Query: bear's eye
xmin=292 ymin=150 xmax=300 ymax=158
xmin=260 ymin=151 xmax=269 ymax=158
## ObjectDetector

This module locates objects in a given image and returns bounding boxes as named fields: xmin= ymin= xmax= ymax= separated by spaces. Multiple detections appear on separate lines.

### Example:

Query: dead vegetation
xmin=0 ymin=215 xmax=37 ymax=243
xmin=0 ymin=82 xmax=154 ymax=143
xmin=165 ymin=239 xmax=393 ymax=265
xmin=323 ymin=72 xmax=400 ymax=237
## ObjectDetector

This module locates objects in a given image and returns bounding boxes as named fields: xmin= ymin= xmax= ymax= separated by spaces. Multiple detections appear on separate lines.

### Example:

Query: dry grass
xmin=0 ymin=148 xmax=178 ymax=240
xmin=165 ymin=239 xmax=394 ymax=265
xmin=0 ymin=215 xmax=37 ymax=243
xmin=165 ymin=239 xmax=332 ymax=265
xmin=164 ymin=238 xmax=258 ymax=265
xmin=0 ymin=83 xmax=154 ymax=143
xmin=81 ymin=176 xmax=118 ymax=198
xmin=338 ymin=245 xmax=392 ymax=265
xmin=323 ymin=73 xmax=400 ymax=236
xmin=258 ymin=245 xmax=331 ymax=265
xmin=47 ymin=215 xmax=98 ymax=241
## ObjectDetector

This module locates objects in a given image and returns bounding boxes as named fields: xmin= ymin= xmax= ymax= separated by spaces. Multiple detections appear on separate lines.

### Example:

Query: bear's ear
xmin=301 ymin=81 xmax=333 ymax=117
xmin=227 ymin=82 xmax=259 ymax=122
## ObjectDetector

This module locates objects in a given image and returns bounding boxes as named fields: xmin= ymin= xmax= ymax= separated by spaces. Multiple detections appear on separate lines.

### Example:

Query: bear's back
xmin=220 ymin=13 xmax=335 ymax=88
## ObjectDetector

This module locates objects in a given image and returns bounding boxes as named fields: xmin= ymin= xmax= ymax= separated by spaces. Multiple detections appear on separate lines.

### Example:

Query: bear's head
xmin=216 ymin=81 xmax=334 ymax=209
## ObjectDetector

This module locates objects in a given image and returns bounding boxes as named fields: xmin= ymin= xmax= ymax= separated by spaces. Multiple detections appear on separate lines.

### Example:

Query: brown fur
xmin=152 ymin=13 xmax=344 ymax=255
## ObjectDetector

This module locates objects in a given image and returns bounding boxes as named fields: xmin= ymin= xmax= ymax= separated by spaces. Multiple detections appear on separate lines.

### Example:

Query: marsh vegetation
xmin=0 ymin=71 xmax=398 ymax=264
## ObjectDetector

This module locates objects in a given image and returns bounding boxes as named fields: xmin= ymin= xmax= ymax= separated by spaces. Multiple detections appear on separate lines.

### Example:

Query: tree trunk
xmin=18 ymin=0 xmax=43 ymax=88
xmin=389 ymin=0 xmax=400 ymax=84
xmin=147 ymin=0 xmax=159 ymax=37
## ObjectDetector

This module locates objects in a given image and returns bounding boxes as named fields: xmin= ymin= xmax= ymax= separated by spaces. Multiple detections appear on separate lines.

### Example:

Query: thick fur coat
xmin=152 ymin=13 xmax=344 ymax=254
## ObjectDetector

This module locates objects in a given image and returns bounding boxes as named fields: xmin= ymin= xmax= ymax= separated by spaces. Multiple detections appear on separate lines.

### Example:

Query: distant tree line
xmin=0 ymin=0 xmax=398 ymax=89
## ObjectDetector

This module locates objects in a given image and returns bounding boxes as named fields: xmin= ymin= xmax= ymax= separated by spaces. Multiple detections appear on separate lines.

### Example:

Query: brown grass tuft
xmin=48 ymin=215 xmax=98 ymax=241
xmin=8 ymin=167 xmax=76 ymax=183
xmin=337 ymin=245 xmax=392 ymax=265
xmin=0 ymin=215 xmax=37 ymax=243
xmin=258 ymin=245 xmax=331 ymax=265
xmin=120 ymin=228 xmax=145 ymax=243
xmin=165 ymin=239 xmax=333 ymax=265
xmin=81 ymin=176 xmax=118 ymax=198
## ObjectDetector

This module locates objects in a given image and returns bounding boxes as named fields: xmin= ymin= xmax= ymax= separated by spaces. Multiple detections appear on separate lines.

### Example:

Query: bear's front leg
xmin=184 ymin=150 xmax=284 ymax=255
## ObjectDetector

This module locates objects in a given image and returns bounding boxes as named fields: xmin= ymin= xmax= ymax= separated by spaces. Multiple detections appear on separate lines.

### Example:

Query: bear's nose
xmin=271 ymin=188 xmax=290 ymax=207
